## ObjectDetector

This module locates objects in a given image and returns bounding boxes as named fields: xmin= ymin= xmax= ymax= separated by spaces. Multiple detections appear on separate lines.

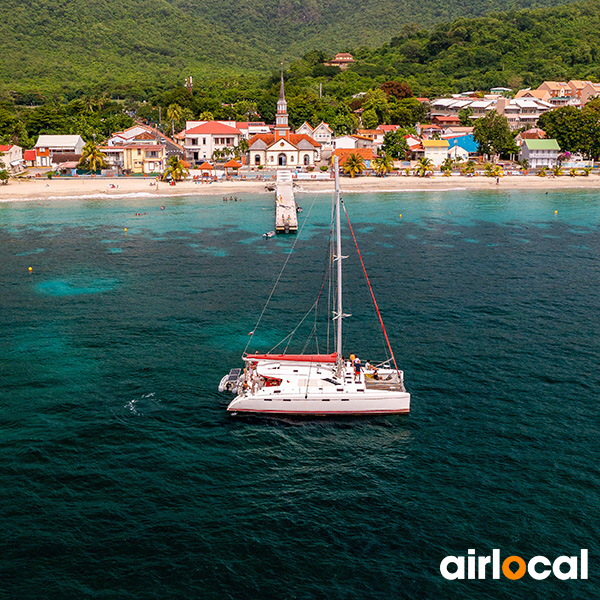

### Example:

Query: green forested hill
xmin=168 ymin=0 xmax=574 ymax=54
xmin=0 ymin=0 xmax=577 ymax=96
xmin=0 ymin=0 xmax=268 ymax=98
xmin=344 ymin=0 xmax=600 ymax=94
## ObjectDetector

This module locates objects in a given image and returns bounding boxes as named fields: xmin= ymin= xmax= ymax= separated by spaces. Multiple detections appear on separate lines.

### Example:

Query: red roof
xmin=24 ymin=149 xmax=36 ymax=160
xmin=332 ymin=148 xmax=374 ymax=165
xmin=248 ymin=133 xmax=320 ymax=148
xmin=0 ymin=144 xmax=14 ymax=152
xmin=198 ymin=161 xmax=214 ymax=170
xmin=185 ymin=122 xmax=242 ymax=135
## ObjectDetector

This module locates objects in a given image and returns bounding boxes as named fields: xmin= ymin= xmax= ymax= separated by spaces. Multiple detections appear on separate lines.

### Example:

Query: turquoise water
xmin=1 ymin=189 xmax=599 ymax=598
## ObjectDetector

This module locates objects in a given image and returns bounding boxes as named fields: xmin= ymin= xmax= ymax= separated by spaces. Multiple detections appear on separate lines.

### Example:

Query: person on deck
xmin=354 ymin=357 xmax=362 ymax=383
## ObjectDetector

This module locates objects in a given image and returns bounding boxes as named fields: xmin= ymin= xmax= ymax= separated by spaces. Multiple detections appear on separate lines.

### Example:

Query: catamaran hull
xmin=227 ymin=393 xmax=410 ymax=416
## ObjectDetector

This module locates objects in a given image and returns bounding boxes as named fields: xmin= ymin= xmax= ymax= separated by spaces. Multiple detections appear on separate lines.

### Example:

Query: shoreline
xmin=1 ymin=174 xmax=599 ymax=202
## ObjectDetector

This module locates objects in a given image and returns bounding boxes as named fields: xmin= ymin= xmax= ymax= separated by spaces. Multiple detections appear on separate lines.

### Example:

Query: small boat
xmin=218 ymin=368 xmax=242 ymax=393
xmin=263 ymin=230 xmax=275 ymax=238
xmin=220 ymin=157 xmax=410 ymax=417
xmin=296 ymin=203 xmax=303 ymax=213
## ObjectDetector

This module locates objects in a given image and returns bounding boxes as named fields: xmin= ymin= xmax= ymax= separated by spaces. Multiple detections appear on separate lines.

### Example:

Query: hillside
xmin=169 ymin=0 xmax=576 ymax=54
xmin=0 ymin=0 xmax=269 ymax=98
xmin=343 ymin=0 xmax=600 ymax=94
xmin=0 ymin=0 xmax=577 ymax=96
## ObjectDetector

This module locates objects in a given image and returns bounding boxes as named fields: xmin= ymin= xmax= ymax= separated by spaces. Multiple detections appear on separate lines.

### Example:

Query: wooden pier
xmin=275 ymin=170 xmax=298 ymax=234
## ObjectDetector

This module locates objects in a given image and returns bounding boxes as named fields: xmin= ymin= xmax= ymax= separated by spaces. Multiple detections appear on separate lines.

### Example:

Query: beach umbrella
xmin=198 ymin=161 xmax=214 ymax=177
xmin=223 ymin=159 xmax=242 ymax=175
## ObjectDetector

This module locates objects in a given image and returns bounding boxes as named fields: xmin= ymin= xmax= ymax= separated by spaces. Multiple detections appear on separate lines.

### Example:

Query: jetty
xmin=274 ymin=170 xmax=298 ymax=234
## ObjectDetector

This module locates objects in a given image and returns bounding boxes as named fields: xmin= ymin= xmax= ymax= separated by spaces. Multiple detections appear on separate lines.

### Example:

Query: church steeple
xmin=275 ymin=67 xmax=290 ymax=140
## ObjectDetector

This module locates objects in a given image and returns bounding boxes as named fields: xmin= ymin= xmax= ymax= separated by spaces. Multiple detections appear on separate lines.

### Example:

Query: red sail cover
xmin=246 ymin=353 xmax=337 ymax=363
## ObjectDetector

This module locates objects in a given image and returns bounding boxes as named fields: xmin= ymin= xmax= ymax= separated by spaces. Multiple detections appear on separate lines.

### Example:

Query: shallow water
xmin=1 ymin=189 xmax=599 ymax=598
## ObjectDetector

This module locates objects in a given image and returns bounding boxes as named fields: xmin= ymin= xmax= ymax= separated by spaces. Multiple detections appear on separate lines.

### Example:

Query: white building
xmin=519 ymin=139 xmax=560 ymax=169
xmin=34 ymin=135 xmax=85 ymax=168
xmin=247 ymin=75 xmax=321 ymax=168
xmin=296 ymin=121 xmax=334 ymax=145
xmin=183 ymin=122 xmax=243 ymax=163
xmin=421 ymin=139 xmax=450 ymax=166
xmin=0 ymin=144 xmax=24 ymax=173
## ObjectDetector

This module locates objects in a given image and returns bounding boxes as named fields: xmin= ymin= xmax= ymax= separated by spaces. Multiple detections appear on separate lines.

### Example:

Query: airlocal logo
xmin=440 ymin=549 xmax=588 ymax=580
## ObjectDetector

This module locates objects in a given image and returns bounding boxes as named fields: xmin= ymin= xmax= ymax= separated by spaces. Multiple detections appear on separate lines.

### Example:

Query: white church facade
xmin=247 ymin=74 xmax=321 ymax=168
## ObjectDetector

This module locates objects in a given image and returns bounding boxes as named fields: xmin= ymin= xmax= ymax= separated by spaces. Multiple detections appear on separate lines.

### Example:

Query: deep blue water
xmin=1 ymin=189 xmax=599 ymax=599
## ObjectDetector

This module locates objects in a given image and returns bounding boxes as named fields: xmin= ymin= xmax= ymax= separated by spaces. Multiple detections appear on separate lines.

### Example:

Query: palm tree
xmin=343 ymin=153 xmax=365 ymax=178
xmin=551 ymin=165 xmax=563 ymax=177
xmin=538 ymin=166 xmax=548 ymax=177
xmin=166 ymin=103 xmax=183 ymax=138
xmin=441 ymin=157 xmax=453 ymax=177
xmin=78 ymin=141 xmax=107 ymax=173
xmin=460 ymin=160 xmax=476 ymax=176
xmin=581 ymin=166 xmax=592 ymax=176
xmin=161 ymin=155 xmax=189 ymax=182
xmin=403 ymin=168 xmax=411 ymax=177
xmin=373 ymin=153 xmax=394 ymax=177
xmin=483 ymin=162 xmax=495 ymax=177
xmin=492 ymin=164 xmax=504 ymax=178
xmin=415 ymin=157 xmax=433 ymax=177
xmin=235 ymin=138 xmax=249 ymax=158
xmin=212 ymin=149 xmax=224 ymax=162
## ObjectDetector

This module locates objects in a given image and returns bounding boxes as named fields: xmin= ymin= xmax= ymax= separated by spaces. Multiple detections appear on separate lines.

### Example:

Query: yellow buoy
xmin=554 ymin=210 xmax=558 ymax=215
xmin=399 ymin=214 xmax=402 ymax=218
xmin=28 ymin=266 xmax=33 ymax=272
xmin=124 ymin=227 xmax=127 ymax=232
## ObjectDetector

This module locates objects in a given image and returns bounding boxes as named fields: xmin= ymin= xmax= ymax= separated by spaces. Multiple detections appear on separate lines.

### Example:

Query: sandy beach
xmin=1 ymin=174 xmax=599 ymax=201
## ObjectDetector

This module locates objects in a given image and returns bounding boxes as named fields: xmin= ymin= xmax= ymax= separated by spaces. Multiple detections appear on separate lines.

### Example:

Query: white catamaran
xmin=218 ymin=158 xmax=410 ymax=416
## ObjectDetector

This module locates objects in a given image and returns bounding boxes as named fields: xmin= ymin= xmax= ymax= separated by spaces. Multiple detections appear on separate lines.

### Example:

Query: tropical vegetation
xmin=161 ymin=155 xmax=189 ymax=181
xmin=78 ymin=141 xmax=107 ymax=172
xmin=343 ymin=154 xmax=366 ymax=178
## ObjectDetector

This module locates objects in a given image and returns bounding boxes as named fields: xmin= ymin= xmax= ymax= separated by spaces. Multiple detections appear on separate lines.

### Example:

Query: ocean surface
xmin=0 ymin=188 xmax=598 ymax=599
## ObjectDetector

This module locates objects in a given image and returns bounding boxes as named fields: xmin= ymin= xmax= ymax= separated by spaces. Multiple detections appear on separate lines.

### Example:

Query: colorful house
xmin=519 ymin=139 xmax=560 ymax=169
xmin=421 ymin=139 xmax=450 ymax=166
xmin=34 ymin=135 xmax=85 ymax=168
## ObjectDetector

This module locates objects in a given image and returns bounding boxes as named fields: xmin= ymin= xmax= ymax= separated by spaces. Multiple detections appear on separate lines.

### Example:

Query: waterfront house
xmin=0 ymin=144 xmax=24 ymax=173
xmin=421 ymin=139 xmax=450 ymax=166
xmin=183 ymin=121 xmax=242 ymax=164
xmin=99 ymin=141 xmax=166 ymax=174
xmin=444 ymin=134 xmax=478 ymax=160
xmin=34 ymin=135 xmax=85 ymax=168
xmin=23 ymin=149 xmax=36 ymax=168
xmin=107 ymin=124 xmax=183 ymax=159
xmin=331 ymin=148 xmax=373 ymax=169
xmin=519 ymin=139 xmax=560 ymax=169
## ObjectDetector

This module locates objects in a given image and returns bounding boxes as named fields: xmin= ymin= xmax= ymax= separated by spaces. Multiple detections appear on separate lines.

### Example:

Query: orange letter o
xmin=502 ymin=556 xmax=527 ymax=580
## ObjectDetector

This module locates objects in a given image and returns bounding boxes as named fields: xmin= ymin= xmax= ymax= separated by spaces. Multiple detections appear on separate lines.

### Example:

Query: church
xmin=247 ymin=75 xmax=321 ymax=168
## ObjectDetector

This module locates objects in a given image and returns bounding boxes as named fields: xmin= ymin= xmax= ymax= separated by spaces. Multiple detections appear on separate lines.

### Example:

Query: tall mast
xmin=334 ymin=156 xmax=343 ymax=360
